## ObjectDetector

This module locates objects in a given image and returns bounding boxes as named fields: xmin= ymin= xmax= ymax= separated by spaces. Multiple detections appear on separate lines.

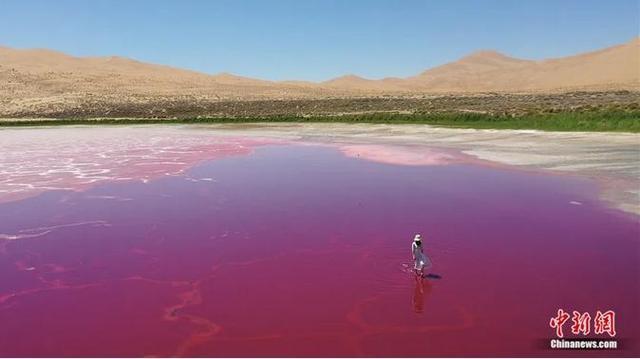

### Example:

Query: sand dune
xmin=325 ymin=38 xmax=639 ymax=92
xmin=413 ymin=38 xmax=640 ymax=92
xmin=0 ymin=38 xmax=638 ymax=116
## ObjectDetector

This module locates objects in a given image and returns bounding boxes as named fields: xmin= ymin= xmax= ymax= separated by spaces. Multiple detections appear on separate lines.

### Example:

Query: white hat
xmin=414 ymin=234 xmax=422 ymax=241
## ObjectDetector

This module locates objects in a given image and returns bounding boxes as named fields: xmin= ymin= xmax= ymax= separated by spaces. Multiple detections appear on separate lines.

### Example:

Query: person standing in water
xmin=412 ymin=234 xmax=431 ymax=277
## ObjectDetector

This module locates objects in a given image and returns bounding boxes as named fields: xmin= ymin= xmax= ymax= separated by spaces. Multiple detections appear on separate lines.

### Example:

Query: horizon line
xmin=1 ymin=35 xmax=637 ymax=83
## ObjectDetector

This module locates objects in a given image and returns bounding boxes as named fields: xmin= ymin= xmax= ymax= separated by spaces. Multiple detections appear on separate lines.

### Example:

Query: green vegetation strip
xmin=1 ymin=110 xmax=639 ymax=132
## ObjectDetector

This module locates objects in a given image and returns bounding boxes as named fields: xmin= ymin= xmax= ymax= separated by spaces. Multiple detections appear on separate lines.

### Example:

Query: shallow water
xmin=0 ymin=126 xmax=638 ymax=356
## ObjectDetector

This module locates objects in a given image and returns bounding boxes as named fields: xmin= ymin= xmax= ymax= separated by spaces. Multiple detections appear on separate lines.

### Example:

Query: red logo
xmin=550 ymin=309 xmax=616 ymax=338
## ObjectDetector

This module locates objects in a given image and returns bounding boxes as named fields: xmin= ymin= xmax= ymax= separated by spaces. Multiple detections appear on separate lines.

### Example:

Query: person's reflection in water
xmin=412 ymin=275 xmax=433 ymax=314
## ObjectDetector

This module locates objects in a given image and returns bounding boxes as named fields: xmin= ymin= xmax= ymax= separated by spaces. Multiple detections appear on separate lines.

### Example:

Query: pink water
xmin=0 ymin=128 xmax=638 ymax=357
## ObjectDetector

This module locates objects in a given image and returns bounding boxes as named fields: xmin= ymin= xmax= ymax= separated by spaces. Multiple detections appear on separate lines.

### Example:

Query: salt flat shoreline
xmin=193 ymin=123 xmax=640 ymax=216
xmin=1 ymin=123 xmax=638 ymax=215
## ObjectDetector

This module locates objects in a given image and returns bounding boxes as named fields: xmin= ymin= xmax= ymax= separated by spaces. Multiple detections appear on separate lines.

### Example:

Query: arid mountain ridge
xmin=0 ymin=38 xmax=638 ymax=117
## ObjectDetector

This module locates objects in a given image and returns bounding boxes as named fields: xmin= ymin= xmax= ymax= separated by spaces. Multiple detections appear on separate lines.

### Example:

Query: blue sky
xmin=0 ymin=0 xmax=638 ymax=81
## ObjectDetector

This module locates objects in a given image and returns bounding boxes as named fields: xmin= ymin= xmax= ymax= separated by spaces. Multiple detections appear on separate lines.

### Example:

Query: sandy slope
xmin=0 ymin=47 xmax=329 ymax=98
xmin=329 ymin=38 xmax=640 ymax=92
xmin=0 ymin=38 xmax=638 ymax=116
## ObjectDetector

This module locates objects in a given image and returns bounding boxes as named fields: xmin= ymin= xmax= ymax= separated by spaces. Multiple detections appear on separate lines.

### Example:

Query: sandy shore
xmin=192 ymin=123 xmax=640 ymax=215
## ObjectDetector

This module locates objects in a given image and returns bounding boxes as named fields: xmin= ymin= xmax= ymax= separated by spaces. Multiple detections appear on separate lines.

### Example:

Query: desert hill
xmin=320 ymin=38 xmax=639 ymax=92
xmin=0 ymin=38 xmax=638 ymax=117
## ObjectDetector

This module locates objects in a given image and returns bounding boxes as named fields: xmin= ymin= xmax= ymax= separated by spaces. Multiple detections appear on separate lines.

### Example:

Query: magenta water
xmin=0 ymin=128 xmax=638 ymax=357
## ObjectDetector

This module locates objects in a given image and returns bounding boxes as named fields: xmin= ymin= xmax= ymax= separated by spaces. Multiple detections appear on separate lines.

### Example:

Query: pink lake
xmin=0 ymin=126 xmax=638 ymax=357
